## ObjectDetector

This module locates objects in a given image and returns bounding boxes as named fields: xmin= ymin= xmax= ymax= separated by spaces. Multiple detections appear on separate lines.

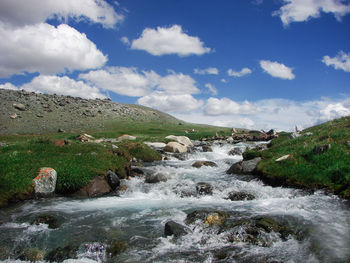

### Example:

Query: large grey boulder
xmin=164 ymin=142 xmax=187 ymax=153
xmin=226 ymin=157 xmax=261 ymax=175
xmin=165 ymin=135 xmax=194 ymax=147
xmin=33 ymin=168 xmax=57 ymax=197
xmin=145 ymin=173 xmax=168 ymax=183
xmin=192 ymin=161 xmax=217 ymax=168
xmin=106 ymin=170 xmax=120 ymax=190
xmin=164 ymin=221 xmax=190 ymax=237
xmin=75 ymin=176 xmax=111 ymax=197
xmin=196 ymin=182 xmax=213 ymax=195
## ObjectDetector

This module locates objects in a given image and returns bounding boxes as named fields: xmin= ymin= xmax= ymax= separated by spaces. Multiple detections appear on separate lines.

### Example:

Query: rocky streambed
xmin=0 ymin=142 xmax=349 ymax=262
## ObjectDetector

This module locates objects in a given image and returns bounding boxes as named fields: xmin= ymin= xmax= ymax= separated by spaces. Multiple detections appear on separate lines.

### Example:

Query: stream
xmin=0 ymin=142 xmax=349 ymax=262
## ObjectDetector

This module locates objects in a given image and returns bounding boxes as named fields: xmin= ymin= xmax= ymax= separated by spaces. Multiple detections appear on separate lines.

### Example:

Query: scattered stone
xmin=106 ymin=170 xmax=120 ymax=190
xmin=32 ymin=214 xmax=59 ymax=229
xmin=313 ymin=144 xmax=331 ymax=155
xmin=131 ymin=168 xmax=144 ymax=177
xmin=226 ymin=157 xmax=261 ymax=175
xmin=10 ymin=113 xmax=17 ymax=119
xmin=33 ymin=168 xmax=57 ymax=197
xmin=227 ymin=191 xmax=255 ymax=201
xmin=58 ymin=128 xmax=65 ymax=133
xmin=192 ymin=161 xmax=217 ymax=168
xmin=111 ymin=144 xmax=118 ymax=149
xmin=275 ymin=154 xmax=291 ymax=162
xmin=117 ymin=134 xmax=136 ymax=142
xmin=185 ymin=210 xmax=228 ymax=225
xmin=21 ymin=248 xmax=45 ymax=261
xmin=228 ymin=148 xmax=243 ymax=156
xmin=145 ymin=173 xmax=167 ymax=183
xmin=107 ymin=241 xmax=127 ymax=257
xmin=226 ymin=137 xmax=234 ymax=143
xmin=204 ymin=212 xmax=227 ymax=226
xmin=304 ymin=132 xmax=313 ymax=136
xmin=144 ymin=142 xmax=166 ymax=149
xmin=266 ymin=129 xmax=277 ymax=136
xmin=75 ymin=176 xmax=111 ymax=197
xmin=83 ymin=133 xmax=94 ymax=139
xmin=54 ymin=140 xmax=65 ymax=147
xmin=165 ymin=135 xmax=194 ymax=147
xmin=202 ymin=145 xmax=213 ymax=152
xmin=164 ymin=221 xmax=189 ymax=237
xmin=36 ymin=113 xmax=44 ymax=118
xmin=76 ymin=134 xmax=90 ymax=142
xmin=196 ymin=182 xmax=213 ymax=195
xmin=254 ymin=144 xmax=268 ymax=151
xmin=164 ymin=142 xmax=187 ymax=153
xmin=13 ymin=103 xmax=26 ymax=111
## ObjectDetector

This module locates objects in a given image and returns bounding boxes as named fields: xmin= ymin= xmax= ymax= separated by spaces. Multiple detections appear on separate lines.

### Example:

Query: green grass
xmin=254 ymin=116 xmax=350 ymax=198
xmin=0 ymin=120 xmax=231 ymax=206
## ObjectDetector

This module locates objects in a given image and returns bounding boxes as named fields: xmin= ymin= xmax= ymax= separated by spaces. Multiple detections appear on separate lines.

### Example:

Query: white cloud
xmin=3 ymin=75 xmax=105 ymax=99
xmin=221 ymin=78 xmax=227 ymax=83
xmin=227 ymin=67 xmax=252 ymax=77
xmin=194 ymin=67 xmax=219 ymax=75
xmin=274 ymin=0 xmax=350 ymax=26
xmin=205 ymin=83 xmax=218 ymax=96
xmin=320 ymin=102 xmax=350 ymax=121
xmin=204 ymin=97 xmax=258 ymax=115
xmin=137 ymin=92 xmax=203 ymax=113
xmin=80 ymin=67 xmax=199 ymax=97
xmin=260 ymin=60 xmax=295 ymax=80
xmin=0 ymin=22 xmax=107 ymax=78
xmin=0 ymin=0 xmax=123 ymax=28
xmin=0 ymin=82 xmax=19 ymax=90
xmin=121 ymin=36 xmax=130 ymax=45
xmin=130 ymin=25 xmax=211 ymax=56
xmin=322 ymin=51 xmax=350 ymax=72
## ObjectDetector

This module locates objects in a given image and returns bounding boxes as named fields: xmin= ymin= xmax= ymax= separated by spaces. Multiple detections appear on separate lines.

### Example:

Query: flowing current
xmin=0 ymin=142 xmax=349 ymax=262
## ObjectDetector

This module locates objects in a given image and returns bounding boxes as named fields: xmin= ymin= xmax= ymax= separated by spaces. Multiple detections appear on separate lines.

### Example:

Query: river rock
xmin=164 ymin=142 xmax=187 ymax=153
xmin=117 ymin=134 xmax=136 ymax=142
xmin=75 ymin=176 xmax=111 ymax=197
xmin=228 ymin=148 xmax=243 ymax=156
xmin=196 ymin=182 xmax=213 ymax=195
xmin=106 ymin=170 xmax=120 ymax=190
xmin=227 ymin=191 xmax=255 ymax=201
xmin=192 ymin=161 xmax=218 ymax=168
xmin=164 ymin=221 xmax=189 ymax=237
xmin=144 ymin=142 xmax=166 ymax=149
xmin=107 ymin=241 xmax=127 ymax=257
xmin=165 ymin=135 xmax=194 ymax=147
xmin=33 ymin=168 xmax=57 ymax=197
xmin=226 ymin=157 xmax=261 ymax=175
xmin=13 ymin=103 xmax=26 ymax=111
xmin=32 ymin=214 xmax=60 ymax=229
xmin=131 ymin=167 xmax=144 ymax=177
xmin=202 ymin=145 xmax=213 ymax=152
xmin=45 ymin=245 xmax=78 ymax=262
xmin=145 ymin=173 xmax=167 ymax=183
xmin=21 ymin=248 xmax=45 ymax=261
xmin=185 ymin=210 xmax=229 ymax=225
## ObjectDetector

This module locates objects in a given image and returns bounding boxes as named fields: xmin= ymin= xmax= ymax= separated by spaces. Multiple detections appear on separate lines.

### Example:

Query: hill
xmin=0 ymin=89 xmax=179 ymax=135
xmin=248 ymin=116 xmax=350 ymax=198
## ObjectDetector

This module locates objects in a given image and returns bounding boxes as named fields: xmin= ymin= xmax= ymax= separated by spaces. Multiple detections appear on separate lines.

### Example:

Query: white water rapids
xmin=0 ymin=142 xmax=349 ymax=262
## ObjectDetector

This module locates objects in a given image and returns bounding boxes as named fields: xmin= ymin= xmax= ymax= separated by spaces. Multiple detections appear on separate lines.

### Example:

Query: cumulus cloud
xmin=260 ymin=60 xmax=295 ymax=80
xmin=0 ymin=23 xmax=107 ymax=78
xmin=204 ymin=97 xmax=258 ymax=115
xmin=221 ymin=78 xmax=227 ymax=83
xmin=205 ymin=83 xmax=218 ymax=96
xmin=80 ymin=67 xmax=199 ymax=97
xmin=320 ymin=102 xmax=350 ymax=121
xmin=274 ymin=0 xmax=350 ymax=26
xmin=227 ymin=67 xmax=252 ymax=77
xmin=1 ymin=75 xmax=105 ymax=99
xmin=130 ymin=25 xmax=211 ymax=56
xmin=194 ymin=67 xmax=219 ymax=75
xmin=0 ymin=82 xmax=18 ymax=90
xmin=322 ymin=51 xmax=350 ymax=72
xmin=121 ymin=36 xmax=130 ymax=45
xmin=0 ymin=0 xmax=123 ymax=28
xmin=137 ymin=91 xmax=203 ymax=113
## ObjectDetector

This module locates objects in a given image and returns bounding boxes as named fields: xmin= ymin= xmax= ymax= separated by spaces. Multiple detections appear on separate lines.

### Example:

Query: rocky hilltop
xmin=0 ymin=89 xmax=178 ymax=134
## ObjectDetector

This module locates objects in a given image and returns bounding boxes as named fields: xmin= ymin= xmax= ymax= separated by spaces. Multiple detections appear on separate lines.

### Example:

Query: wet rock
xmin=75 ymin=176 xmax=111 ymax=197
xmin=130 ymin=167 xmax=144 ymax=177
xmin=228 ymin=148 xmax=243 ymax=156
xmin=36 ymin=113 xmax=44 ymax=118
xmin=13 ymin=103 xmax=26 ymax=111
xmin=107 ymin=241 xmax=127 ymax=257
xmin=32 ymin=214 xmax=60 ymax=229
xmin=116 ymin=185 xmax=128 ymax=194
xmin=196 ymin=182 xmax=213 ymax=195
xmin=202 ymin=145 xmax=213 ymax=152
xmin=226 ymin=157 xmax=261 ymax=175
xmin=173 ymin=152 xmax=188 ymax=160
xmin=164 ymin=221 xmax=189 ymax=237
xmin=45 ymin=245 xmax=78 ymax=262
xmin=192 ymin=161 xmax=217 ymax=168
xmin=21 ymin=248 xmax=45 ymax=261
xmin=145 ymin=173 xmax=167 ymax=183
xmin=227 ymin=191 xmax=255 ymax=201
xmin=33 ymin=167 xmax=57 ymax=197
xmin=186 ymin=210 xmax=229 ymax=225
xmin=164 ymin=142 xmax=187 ymax=153
xmin=204 ymin=212 xmax=227 ymax=226
xmin=165 ymin=135 xmax=194 ymax=147
xmin=313 ymin=144 xmax=331 ymax=155
xmin=0 ymin=246 xmax=11 ymax=260
xmin=106 ymin=170 xmax=120 ymax=190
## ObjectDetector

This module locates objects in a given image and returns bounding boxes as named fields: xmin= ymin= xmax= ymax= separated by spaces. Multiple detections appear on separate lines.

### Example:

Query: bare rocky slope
xmin=0 ymin=89 xmax=179 ymax=135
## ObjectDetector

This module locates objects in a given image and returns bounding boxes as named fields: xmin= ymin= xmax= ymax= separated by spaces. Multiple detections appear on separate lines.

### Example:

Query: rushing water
xmin=0 ymin=142 xmax=349 ymax=262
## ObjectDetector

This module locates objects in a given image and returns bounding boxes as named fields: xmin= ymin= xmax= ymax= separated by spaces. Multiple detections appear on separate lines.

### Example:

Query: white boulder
xmin=164 ymin=142 xmax=188 ymax=153
xmin=165 ymin=135 xmax=194 ymax=147
xmin=33 ymin=168 xmax=57 ymax=196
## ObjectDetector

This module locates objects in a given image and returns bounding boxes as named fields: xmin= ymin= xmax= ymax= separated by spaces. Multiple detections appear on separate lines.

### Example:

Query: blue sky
xmin=0 ymin=0 xmax=349 ymax=131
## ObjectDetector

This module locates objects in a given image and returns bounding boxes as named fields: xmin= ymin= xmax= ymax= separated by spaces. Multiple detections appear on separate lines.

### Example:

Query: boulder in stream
xmin=164 ymin=221 xmax=190 ymax=237
xmin=196 ymin=182 xmax=213 ymax=195
xmin=145 ymin=173 xmax=167 ymax=183
xmin=192 ymin=161 xmax=217 ymax=168
xmin=226 ymin=157 xmax=261 ymax=175
xmin=32 ymin=214 xmax=60 ymax=229
xmin=107 ymin=170 xmax=120 ymax=190
xmin=33 ymin=167 xmax=57 ymax=197
xmin=45 ymin=245 xmax=78 ymax=262
xmin=226 ymin=191 xmax=255 ymax=201
xmin=164 ymin=142 xmax=187 ymax=153
xmin=165 ymin=135 xmax=194 ymax=147
xmin=75 ymin=176 xmax=111 ymax=197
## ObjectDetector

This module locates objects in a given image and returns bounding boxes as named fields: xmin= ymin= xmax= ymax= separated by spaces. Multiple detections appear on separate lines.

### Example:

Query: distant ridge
xmin=0 ymin=89 xmax=179 ymax=135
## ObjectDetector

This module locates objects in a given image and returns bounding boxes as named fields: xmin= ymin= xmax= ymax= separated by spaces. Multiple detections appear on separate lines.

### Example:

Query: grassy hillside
xmin=252 ymin=116 xmax=350 ymax=198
